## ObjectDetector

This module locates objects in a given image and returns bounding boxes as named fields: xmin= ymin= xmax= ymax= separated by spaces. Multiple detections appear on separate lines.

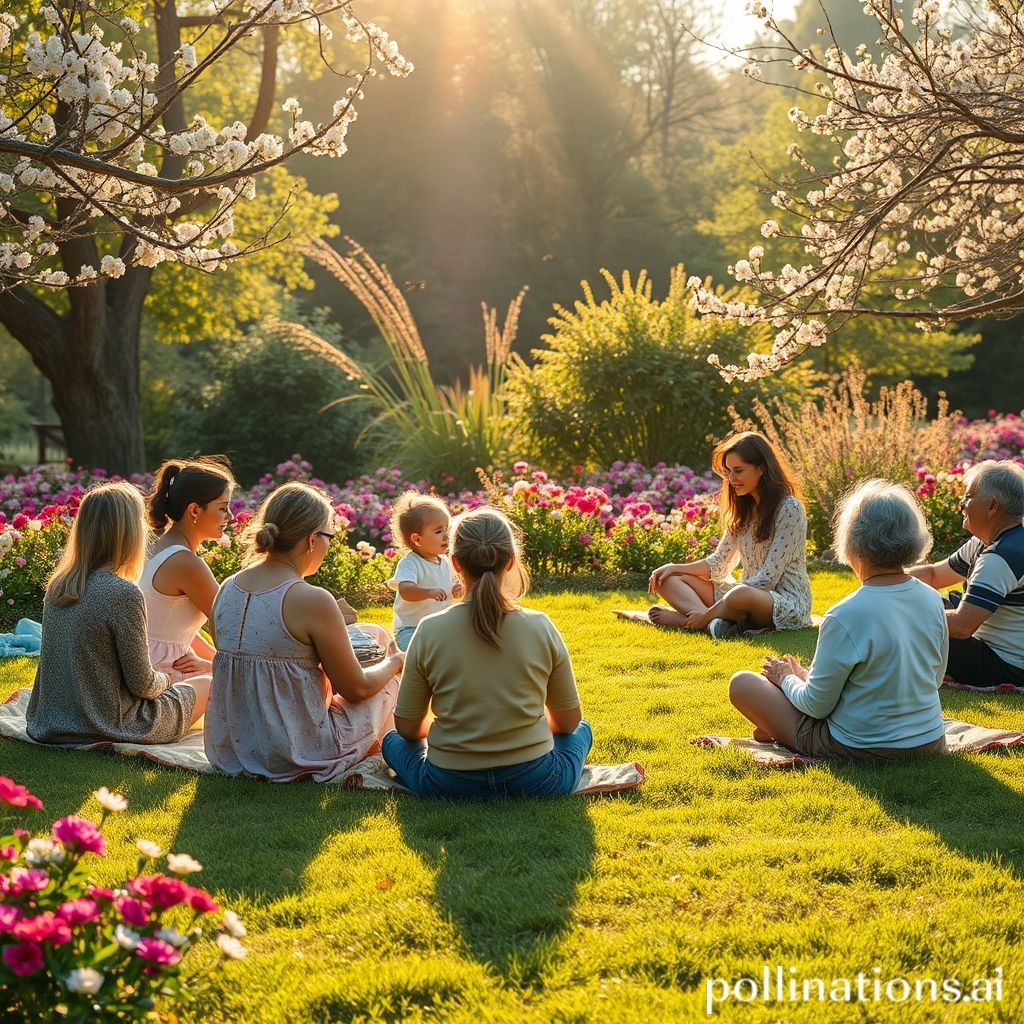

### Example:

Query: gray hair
xmin=964 ymin=460 xmax=1024 ymax=519
xmin=833 ymin=479 xmax=933 ymax=568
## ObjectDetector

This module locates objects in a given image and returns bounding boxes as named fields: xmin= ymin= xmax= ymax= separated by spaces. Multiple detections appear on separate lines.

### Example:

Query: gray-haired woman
xmin=729 ymin=479 xmax=948 ymax=761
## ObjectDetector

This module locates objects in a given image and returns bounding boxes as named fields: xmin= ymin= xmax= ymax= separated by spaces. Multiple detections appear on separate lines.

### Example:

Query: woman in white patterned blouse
xmin=646 ymin=432 xmax=812 ymax=638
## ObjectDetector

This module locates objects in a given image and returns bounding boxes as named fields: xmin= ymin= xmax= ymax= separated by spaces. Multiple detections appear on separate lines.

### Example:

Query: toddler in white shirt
xmin=387 ymin=492 xmax=464 ymax=651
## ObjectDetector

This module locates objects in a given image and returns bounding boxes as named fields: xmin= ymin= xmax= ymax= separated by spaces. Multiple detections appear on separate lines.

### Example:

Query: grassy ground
xmin=2 ymin=569 xmax=1024 ymax=1023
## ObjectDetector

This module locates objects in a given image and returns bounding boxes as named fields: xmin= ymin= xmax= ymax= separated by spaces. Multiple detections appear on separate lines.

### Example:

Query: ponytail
xmin=146 ymin=456 xmax=235 ymax=532
xmin=451 ymin=508 xmax=529 ymax=649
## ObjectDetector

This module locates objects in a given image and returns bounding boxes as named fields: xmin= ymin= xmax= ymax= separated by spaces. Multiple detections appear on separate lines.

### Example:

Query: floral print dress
xmin=704 ymin=495 xmax=812 ymax=630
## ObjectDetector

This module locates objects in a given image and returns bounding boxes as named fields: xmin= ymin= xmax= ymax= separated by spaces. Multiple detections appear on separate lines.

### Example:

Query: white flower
xmin=99 ymin=255 xmax=126 ymax=278
xmin=221 ymin=910 xmax=246 ymax=938
xmin=66 ymin=967 xmax=104 ymax=994
xmin=94 ymin=786 xmax=127 ymax=812
xmin=115 ymin=924 xmax=140 ymax=950
xmin=136 ymin=838 xmax=163 ymax=859
xmin=155 ymin=927 xmax=189 ymax=948
xmin=25 ymin=837 xmax=65 ymax=865
xmin=217 ymin=934 xmax=248 ymax=959
xmin=166 ymin=852 xmax=203 ymax=875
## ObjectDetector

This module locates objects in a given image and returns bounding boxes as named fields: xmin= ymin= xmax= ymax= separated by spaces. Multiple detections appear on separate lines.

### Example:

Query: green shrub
xmin=162 ymin=312 xmax=371 ymax=486
xmin=504 ymin=267 xmax=815 ymax=474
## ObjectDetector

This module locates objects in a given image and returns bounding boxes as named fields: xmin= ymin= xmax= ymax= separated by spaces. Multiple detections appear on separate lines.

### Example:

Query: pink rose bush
xmin=3 ymin=413 xmax=1023 ymax=625
xmin=0 ymin=777 xmax=246 ymax=1021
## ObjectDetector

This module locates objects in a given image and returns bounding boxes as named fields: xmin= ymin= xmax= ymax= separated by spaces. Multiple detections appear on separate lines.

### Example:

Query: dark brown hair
xmin=712 ymin=431 xmax=799 ymax=542
xmin=451 ymin=507 xmax=529 ymax=649
xmin=146 ymin=457 xmax=235 ymax=531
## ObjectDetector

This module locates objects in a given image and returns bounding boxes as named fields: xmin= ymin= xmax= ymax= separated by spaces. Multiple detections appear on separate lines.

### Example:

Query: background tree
xmin=698 ymin=93 xmax=979 ymax=386
xmin=690 ymin=0 xmax=1024 ymax=382
xmin=0 ymin=1 xmax=411 ymax=473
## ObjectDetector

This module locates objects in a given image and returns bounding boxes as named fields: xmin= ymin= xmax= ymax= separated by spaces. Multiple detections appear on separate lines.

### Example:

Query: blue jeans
xmin=382 ymin=721 xmax=593 ymax=800
xmin=395 ymin=626 xmax=416 ymax=652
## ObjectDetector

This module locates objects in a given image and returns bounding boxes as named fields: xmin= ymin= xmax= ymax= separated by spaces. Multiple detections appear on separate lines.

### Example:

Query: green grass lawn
xmin=3 ymin=569 xmax=1024 ymax=1022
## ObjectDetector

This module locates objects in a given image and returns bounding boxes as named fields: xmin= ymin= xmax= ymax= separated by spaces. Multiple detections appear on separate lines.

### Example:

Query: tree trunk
xmin=49 ymin=329 xmax=146 ymax=475
xmin=0 ymin=264 xmax=152 ymax=476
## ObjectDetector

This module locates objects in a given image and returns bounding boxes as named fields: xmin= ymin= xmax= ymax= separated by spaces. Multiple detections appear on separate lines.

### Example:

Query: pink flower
xmin=10 ymin=513 xmax=28 ymax=530
xmin=512 ymin=461 xmax=529 ymax=474
xmin=116 ymin=896 xmax=152 ymax=927
xmin=57 ymin=898 xmax=101 ymax=927
xmin=88 ymin=885 xmax=115 ymax=902
xmin=2 ymin=941 xmax=44 ymax=976
xmin=13 ymin=556 xmax=25 ymax=568
xmin=8 ymin=867 xmax=50 ymax=893
xmin=186 ymin=886 xmax=219 ymax=914
xmin=0 ymin=905 xmax=23 ymax=933
xmin=53 ymin=816 xmax=106 ymax=856
xmin=578 ymin=533 xmax=594 ymax=547
xmin=135 ymin=937 xmax=182 ymax=967
xmin=130 ymin=874 xmax=190 ymax=910
xmin=13 ymin=911 xmax=72 ymax=946
xmin=0 ymin=845 xmax=17 ymax=861
xmin=0 ymin=776 xmax=43 ymax=810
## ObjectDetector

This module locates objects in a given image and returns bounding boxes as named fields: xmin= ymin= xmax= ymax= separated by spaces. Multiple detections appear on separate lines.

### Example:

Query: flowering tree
xmin=0 ymin=1 xmax=411 ymax=473
xmin=692 ymin=0 xmax=1024 ymax=382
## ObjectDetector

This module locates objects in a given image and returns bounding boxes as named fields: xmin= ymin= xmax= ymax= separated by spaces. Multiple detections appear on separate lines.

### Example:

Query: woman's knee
xmin=728 ymin=670 xmax=765 ymax=707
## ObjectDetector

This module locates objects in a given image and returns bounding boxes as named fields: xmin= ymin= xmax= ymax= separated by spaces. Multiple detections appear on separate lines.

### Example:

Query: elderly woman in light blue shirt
xmin=729 ymin=479 xmax=948 ymax=761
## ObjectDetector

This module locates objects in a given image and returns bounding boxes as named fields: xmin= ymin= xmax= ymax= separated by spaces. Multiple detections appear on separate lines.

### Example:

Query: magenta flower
xmin=0 ymin=844 xmax=16 ymax=861
xmin=10 ymin=513 xmax=28 ymax=530
xmin=0 ymin=776 xmax=43 ymax=810
xmin=116 ymin=896 xmax=152 ymax=927
xmin=578 ymin=533 xmax=593 ymax=547
xmin=2 ymin=941 xmax=44 ymax=976
xmin=57 ymin=898 xmax=101 ymax=927
xmin=130 ymin=874 xmax=190 ymax=910
xmin=13 ymin=911 xmax=72 ymax=946
xmin=8 ymin=867 xmax=50 ymax=893
xmin=136 ymin=938 xmax=182 ymax=967
xmin=53 ymin=816 xmax=106 ymax=856
xmin=186 ymin=886 xmax=219 ymax=914
xmin=88 ymin=885 xmax=115 ymax=902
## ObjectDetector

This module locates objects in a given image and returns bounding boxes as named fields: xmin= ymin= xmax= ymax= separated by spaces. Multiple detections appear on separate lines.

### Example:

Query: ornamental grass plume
xmin=734 ymin=364 xmax=962 ymax=554
xmin=267 ymin=238 xmax=527 ymax=487
xmin=0 ymin=779 xmax=247 ymax=1022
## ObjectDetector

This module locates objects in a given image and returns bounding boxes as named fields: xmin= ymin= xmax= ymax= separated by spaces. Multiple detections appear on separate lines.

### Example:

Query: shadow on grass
xmin=394 ymin=794 xmax=596 ymax=983
xmin=832 ymin=750 xmax=1024 ymax=879
xmin=168 ymin=774 xmax=381 ymax=904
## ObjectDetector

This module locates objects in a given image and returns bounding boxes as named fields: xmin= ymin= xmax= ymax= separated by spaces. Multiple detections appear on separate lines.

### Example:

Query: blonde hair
xmin=451 ymin=507 xmax=529 ymax=649
xmin=46 ymin=482 xmax=149 ymax=607
xmin=389 ymin=491 xmax=450 ymax=551
xmin=242 ymin=482 xmax=333 ymax=563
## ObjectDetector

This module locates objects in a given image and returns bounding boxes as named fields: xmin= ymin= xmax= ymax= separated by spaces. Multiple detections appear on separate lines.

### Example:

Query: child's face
xmin=411 ymin=512 xmax=450 ymax=561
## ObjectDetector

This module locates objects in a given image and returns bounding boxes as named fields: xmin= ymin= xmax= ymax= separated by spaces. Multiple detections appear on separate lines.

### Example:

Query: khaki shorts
xmin=794 ymin=715 xmax=947 ymax=763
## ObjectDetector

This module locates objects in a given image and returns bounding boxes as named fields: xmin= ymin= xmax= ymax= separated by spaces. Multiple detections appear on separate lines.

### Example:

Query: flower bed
xmin=0 ymin=777 xmax=246 ymax=1020
xmin=3 ymin=409 xmax=1023 ymax=629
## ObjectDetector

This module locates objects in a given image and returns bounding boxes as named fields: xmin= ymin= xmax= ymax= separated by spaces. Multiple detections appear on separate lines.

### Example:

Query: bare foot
xmin=752 ymin=727 xmax=774 ymax=743
xmin=648 ymin=605 xmax=688 ymax=628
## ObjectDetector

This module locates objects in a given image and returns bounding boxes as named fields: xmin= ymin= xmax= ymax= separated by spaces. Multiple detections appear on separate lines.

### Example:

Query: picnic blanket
xmin=0 ymin=619 xmax=41 ymax=658
xmin=693 ymin=718 xmax=1024 ymax=767
xmin=942 ymin=679 xmax=1024 ymax=695
xmin=0 ymin=689 xmax=644 ymax=795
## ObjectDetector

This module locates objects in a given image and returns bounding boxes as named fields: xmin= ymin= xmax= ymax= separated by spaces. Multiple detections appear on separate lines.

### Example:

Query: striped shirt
xmin=949 ymin=523 xmax=1024 ymax=668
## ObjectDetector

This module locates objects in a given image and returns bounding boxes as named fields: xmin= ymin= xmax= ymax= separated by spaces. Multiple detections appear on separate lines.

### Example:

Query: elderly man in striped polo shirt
xmin=909 ymin=460 xmax=1024 ymax=687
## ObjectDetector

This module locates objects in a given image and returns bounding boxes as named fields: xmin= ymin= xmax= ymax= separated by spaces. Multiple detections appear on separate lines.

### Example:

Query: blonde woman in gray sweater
xmin=27 ymin=483 xmax=205 ymax=745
